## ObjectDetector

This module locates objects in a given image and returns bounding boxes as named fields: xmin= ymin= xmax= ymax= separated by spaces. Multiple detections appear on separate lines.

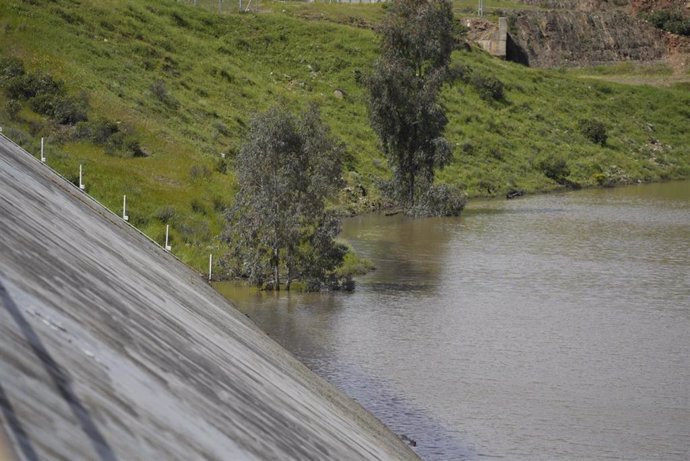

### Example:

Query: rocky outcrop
xmin=515 ymin=0 xmax=631 ymax=11
xmin=507 ymin=10 xmax=669 ymax=67
xmin=632 ymin=0 xmax=690 ymax=16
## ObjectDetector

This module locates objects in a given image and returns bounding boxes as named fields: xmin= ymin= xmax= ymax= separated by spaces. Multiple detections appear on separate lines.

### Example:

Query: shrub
xmin=153 ymin=206 xmax=176 ymax=223
xmin=579 ymin=119 xmax=607 ymax=146
xmin=353 ymin=69 xmax=363 ymax=85
xmin=5 ymin=72 xmax=62 ymax=100
xmin=538 ymin=154 xmax=570 ymax=184
xmin=409 ymin=184 xmax=467 ymax=217
xmin=212 ymin=196 xmax=227 ymax=212
xmin=643 ymin=10 xmax=690 ymax=36
xmin=105 ymin=131 xmax=145 ymax=157
xmin=150 ymin=79 xmax=179 ymax=108
xmin=190 ymin=198 xmax=206 ymax=214
xmin=76 ymin=118 xmax=119 ymax=144
xmin=189 ymin=164 xmax=211 ymax=180
xmin=215 ymin=157 xmax=228 ymax=174
xmin=449 ymin=63 xmax=473 ymax=83
xmin=214 ymin=121 xmax=231 ymax=137
xmin=176 ymin=217 xmax=210 ymax=244
xmin=29 ymin=93 xmax=87 ymax=125
xmin=0 ymin=57 xmax=25 ymax=83
xmin=5 ymin=99 xmax=21 ymax=120
xmin=471 ymin=74 xmax=504 ymax=101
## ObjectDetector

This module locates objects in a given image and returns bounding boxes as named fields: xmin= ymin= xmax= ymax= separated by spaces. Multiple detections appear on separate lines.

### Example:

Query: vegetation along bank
xmin=1 ymin=0 xmax=688 ymax=279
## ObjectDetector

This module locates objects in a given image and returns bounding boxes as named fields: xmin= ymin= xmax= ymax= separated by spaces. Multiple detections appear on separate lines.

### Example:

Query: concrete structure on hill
xmin=471 ymin=17 xmax=508 ymax=59
xmin=0 ymin=135 xmax=418 ymax=461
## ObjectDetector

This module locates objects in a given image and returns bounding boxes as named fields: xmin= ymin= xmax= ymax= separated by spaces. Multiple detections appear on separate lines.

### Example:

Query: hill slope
xmin=1 ymin=0 xmax=689 ymax=271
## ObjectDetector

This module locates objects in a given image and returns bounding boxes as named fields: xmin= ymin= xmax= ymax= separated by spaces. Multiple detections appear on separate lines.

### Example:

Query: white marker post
xmin=79 ymin=164 xmax=85 ymax=190
xmin=40 ymin=137 xmax=45 ymax=163
xmin=208 ymin=254 xmax=213 ymax=281
xmin=122 ymin=195 xmax=129 ymax=221
xmin=165 ymin=224 xmax=172 ymax=251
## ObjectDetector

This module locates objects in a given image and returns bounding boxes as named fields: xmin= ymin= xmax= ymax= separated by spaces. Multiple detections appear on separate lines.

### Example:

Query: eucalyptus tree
xmin=226 ymin=106 xmax=345 ymax=290
xmin=367 ymin=0 xmax=456 ymax=210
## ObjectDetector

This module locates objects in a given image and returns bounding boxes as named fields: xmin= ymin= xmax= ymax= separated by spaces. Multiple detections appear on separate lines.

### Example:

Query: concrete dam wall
xmin=0 ymin=135 xmax=418 ymax=461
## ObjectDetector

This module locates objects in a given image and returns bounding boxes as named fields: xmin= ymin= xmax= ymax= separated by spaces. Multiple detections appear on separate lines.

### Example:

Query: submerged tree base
xmin=407 ymin=184 xmax=467 ymax=217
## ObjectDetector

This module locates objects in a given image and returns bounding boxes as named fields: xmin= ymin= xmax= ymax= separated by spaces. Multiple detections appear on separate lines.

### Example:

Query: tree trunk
xmin=286 ymin=247 xmax=292 ymax=291
xmin=272 ymin=247 xmax=280 ymax=291
xmin=409 ymin=173 xmax=415 ymax=208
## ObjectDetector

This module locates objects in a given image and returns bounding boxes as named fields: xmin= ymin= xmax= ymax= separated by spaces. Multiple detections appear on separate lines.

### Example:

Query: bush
xmin=409 ymin=184 xmax=467 ymax=217
xmin=153 ymin=206 xmax=176 ymax=223
xmin=212 ymin=196 xmax=227 ymax=212
xmin=215 ymin=157 xmax=228 ymax=174
xmin=538 ymin=154 xmax=570 ymax=184
xmin=1 ymin=63 xmax=88 ymax=126
xmin=29 ymin=93 xmax=87 ymax=125
xmin=579 ymin=119 xmax=607 ymax=146
xmin=5 ymin=72 xmax=62 ymax=100
xmin=5 ymin=99 xmax=21 ymax=120
xmin=104 ymin=131 xmax=145 ymax=157
xmin=643 ymin=10 xmax=690 ymax=36
xmin=471 ymin=74 xmax=504 ymax=101
xmin=449 ymin=63 xmax=473 ymax=83
xmin=189 ymin=164 xmax=211 ymax=180
xmin=150 ymin=79 xmax=179 ymax=108
xmin=0 ymin=57 xmax=25 ymax=83
xmin=190 ymin=198 xmax=206 ymax=214
xmin=76 ymin=118 xmax=119 ymax=144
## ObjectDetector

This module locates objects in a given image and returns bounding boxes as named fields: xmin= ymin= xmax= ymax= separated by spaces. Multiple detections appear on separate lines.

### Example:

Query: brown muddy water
xmin=216 ymin=180 xmax=690 ymax=461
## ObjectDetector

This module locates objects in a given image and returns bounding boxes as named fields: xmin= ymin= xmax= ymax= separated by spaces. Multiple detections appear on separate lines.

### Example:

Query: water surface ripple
xmin=220 ymin=181 xmax=690 ymax=460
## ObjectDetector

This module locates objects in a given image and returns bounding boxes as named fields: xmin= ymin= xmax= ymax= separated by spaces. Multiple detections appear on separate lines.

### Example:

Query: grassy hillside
xmin=1 ymin=0 xmax=689 ymax=272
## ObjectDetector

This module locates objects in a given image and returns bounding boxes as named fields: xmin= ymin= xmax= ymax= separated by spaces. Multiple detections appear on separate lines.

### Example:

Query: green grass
xmin=1 ymin=0 xmax=689 ymax=272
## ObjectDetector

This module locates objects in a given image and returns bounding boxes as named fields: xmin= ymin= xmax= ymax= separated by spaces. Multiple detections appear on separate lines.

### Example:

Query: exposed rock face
xmin=631 ymin=0 xmax=690 ymax=15
xmin=507 ymin=10 xmax=669 ymax=67
xmin=515 ymin=0 xmax=631 ymax=11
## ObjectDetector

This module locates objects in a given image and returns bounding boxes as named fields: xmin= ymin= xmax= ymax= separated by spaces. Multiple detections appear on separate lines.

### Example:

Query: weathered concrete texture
xmin=0 ymin=136 xmax=419 ymax=461
xmin=471 ymin=17 xmax=508 ymax=58
xmin=507 ymin=10 xmax=668 ymax=67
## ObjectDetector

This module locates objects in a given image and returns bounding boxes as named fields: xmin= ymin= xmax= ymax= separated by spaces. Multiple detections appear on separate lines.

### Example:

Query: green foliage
xmin=409 ymin=183 xmax=466 ymax=216
xmin=5 ymin=72 xmax=62 ymax=100
xmin=0 ymin=63 xmax=90 ymax=126
xmin=537 ymin=154 xmax=571 ymax=185
xmin=76 ymin=118 xmax=119 ymax=144
xmin=214 ymin=157 xmax=228 ymax=174
xmin=367 ymin=0 xmax=455 ymax=209
xmin=226 ymin=105 xmax=346 ymax=291
xmin=150 ymin=79 xmax=179 ymax=109
xmin=643 ymin=10 xmax=690 ymax=36
xmin=0 ymin=57 xmax=24 ymax=84
xmin=105 ymin=131 xmax=145 ymax=157
xmin=5 ymin=99 xmax=21 ymax=120
xmin=153 ymin=205 xmax=176 ymax=223
xmin=189 ymin=164 xmax=211 ymax=180
xmin=29 ymin=93 xmax=87 ymax=125
xmin=0 ymin=0 xmax=688 ymax=273
xmin=471 ymin=73 xmax=504 ymax=101
xmin=579 ymin=118 xmax=608 ymax=146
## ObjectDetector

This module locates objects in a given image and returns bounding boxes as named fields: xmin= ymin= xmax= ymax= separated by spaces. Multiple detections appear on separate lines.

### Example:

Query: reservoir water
xmin=216 ymin=181 xmax=690 ymax=460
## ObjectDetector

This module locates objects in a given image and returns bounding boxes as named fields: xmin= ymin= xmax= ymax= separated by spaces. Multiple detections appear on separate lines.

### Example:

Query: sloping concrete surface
xmin=0 ymin=136 xmax=419 ymax=461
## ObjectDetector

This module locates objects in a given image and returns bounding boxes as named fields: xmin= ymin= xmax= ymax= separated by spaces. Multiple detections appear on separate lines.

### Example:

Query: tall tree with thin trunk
xmin=367 ymin=0 xmax=455 ymax=209
xmin=226 ymin=105 xmax=345 ymax=290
